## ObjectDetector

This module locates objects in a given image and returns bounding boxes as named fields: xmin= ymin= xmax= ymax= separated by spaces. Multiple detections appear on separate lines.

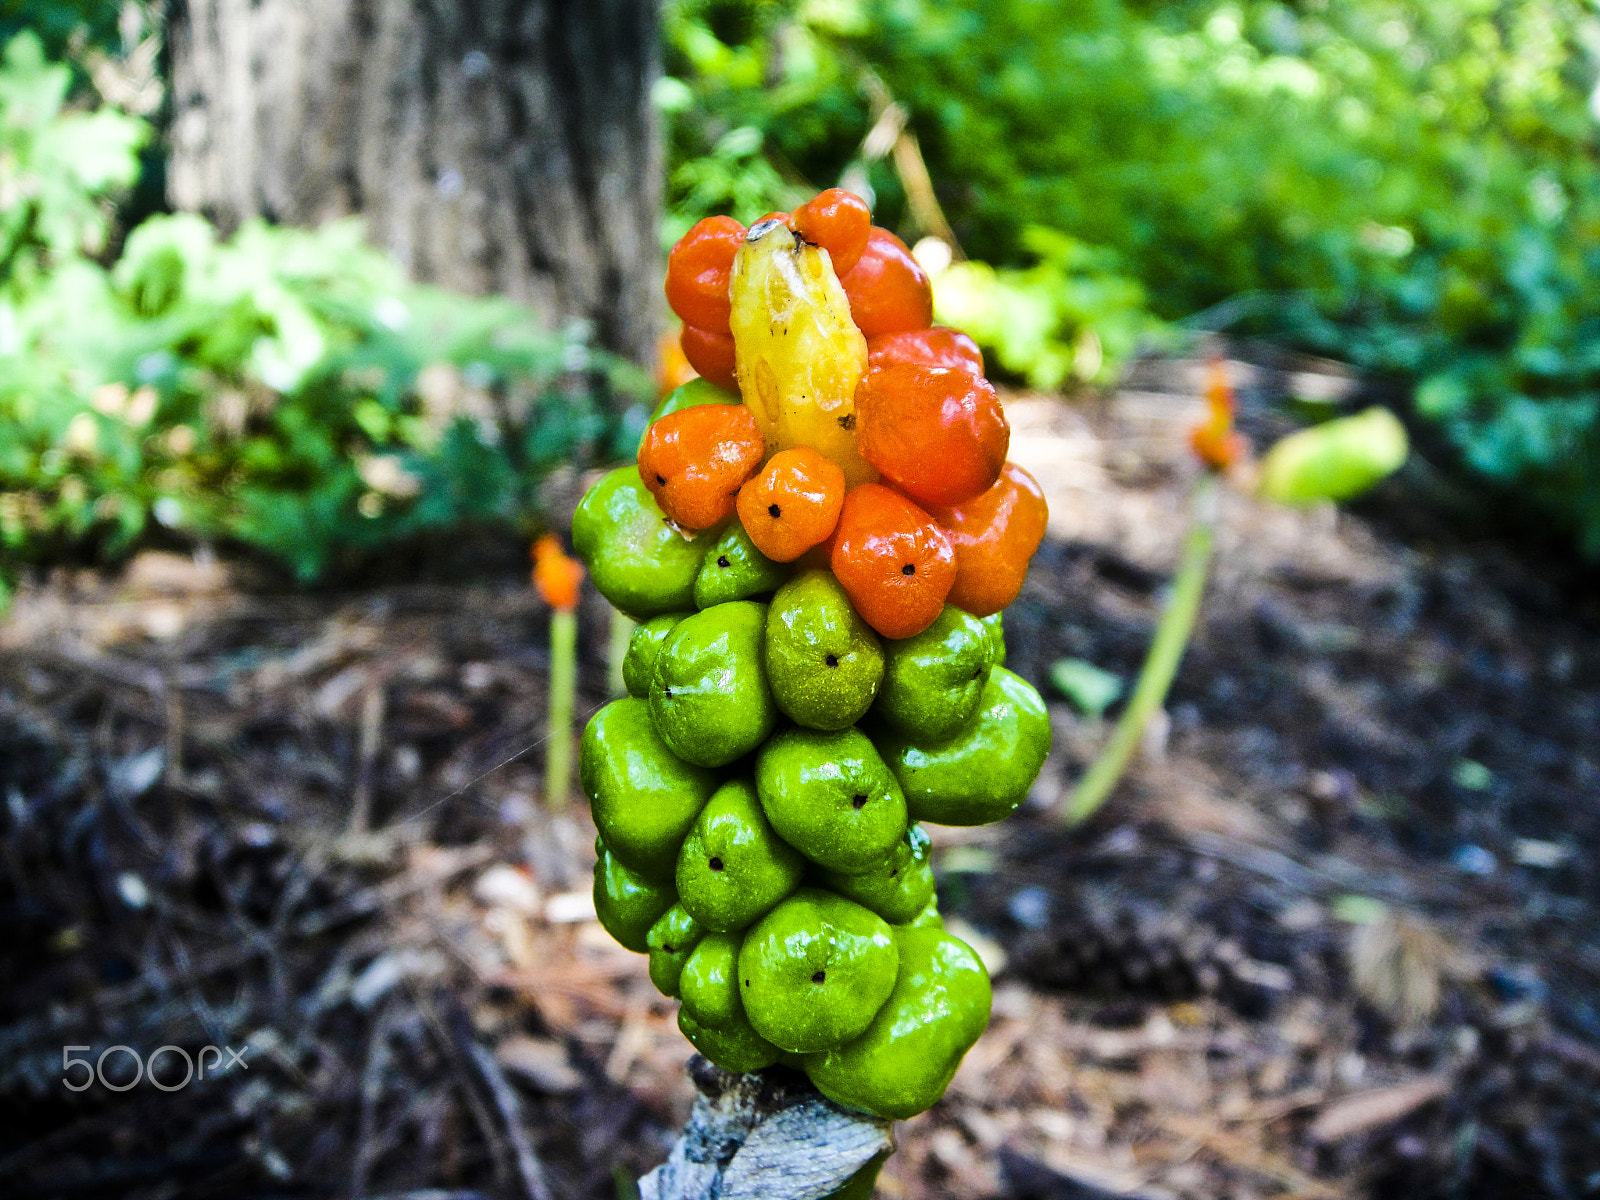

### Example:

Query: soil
xmin=2 ymin=349 xmax=1598 ymax=1200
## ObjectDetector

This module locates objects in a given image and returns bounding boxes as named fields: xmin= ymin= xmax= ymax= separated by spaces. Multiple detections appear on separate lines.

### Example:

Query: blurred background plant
xmin=0 ymin=16 xmax=647 ymax=588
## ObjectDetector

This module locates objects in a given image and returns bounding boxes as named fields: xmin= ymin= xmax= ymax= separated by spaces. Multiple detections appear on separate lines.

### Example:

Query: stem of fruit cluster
xmin=1066 ymin=472 xmax=1219 ymax=823
xmin=546 ymin=607 xmax=577 ymax=810
xmin=640 ymin=1058 xmax=892 ymax=1200
xmin=608 ymin=609 xmax=635 ymax=696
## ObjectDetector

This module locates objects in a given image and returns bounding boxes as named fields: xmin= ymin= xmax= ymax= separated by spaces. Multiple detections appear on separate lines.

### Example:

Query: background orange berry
xmin=637 ymin=404 xmax=764 ymax=530
xmin=927 ymin=462 xmax=1048 ymax=617
xmin=840 ymin=227 xmax=933 ymax=338
xmin=736 ymin=447 xmax=846 ymax=562
xmin=792 ymin=189 xmax=872 ymax=276
xmin=531 ymin=533 xmax=584 ymax=611
xmin=665 ymin=216 xmax=745 ymax=332
xmin=855 ymin=361 xmax=1010 ymax=508
xmin=1190 ymin=356 xmax=1245 ymax=471
xmin=680 ymin=324 xmax=739 ymax=393
xmin=830 ymin=483 xmax=956 ymax=639
xmin=867 ymin=327 xmax=984 ymax=377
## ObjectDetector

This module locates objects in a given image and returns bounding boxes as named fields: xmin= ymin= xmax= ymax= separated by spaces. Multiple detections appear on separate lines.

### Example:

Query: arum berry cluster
xmin=572 ymin=191 xmax=1051 ymax=1120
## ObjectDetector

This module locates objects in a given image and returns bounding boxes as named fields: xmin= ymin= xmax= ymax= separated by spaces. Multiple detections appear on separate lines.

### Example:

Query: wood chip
xmin=495 ymin=1035 xmax=584 ymax=1094
xmin=1307 ymin=1075 xmax=1451 ymax=1143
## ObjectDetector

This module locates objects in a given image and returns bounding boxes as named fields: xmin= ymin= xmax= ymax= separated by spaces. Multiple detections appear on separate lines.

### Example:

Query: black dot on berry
xmin=825 ymin=654 xmax=839 ymax=667
xmin=663 ymin=686 xmax=672 ymax=698
xmin=663 ymin=944 xmax=674 ymax=953
xmin=902 ymin=563 xmax=915 ymax=576
xmin=717 ymin=555 xmax=730 ymax=569
xmin=768 ymin=503 xmax=781 ymax=519
xmin=655 ymin=473 xmax=666 ymax=486
xmin=889 ymin=869 xmax=899 ymax=878
xmin=811 ymin=970 xmax=826 ymax=984
xmin=852 ymin=794 xmax=867 ymax=810
xmin=708 ymin=856 xmax=724 ymax=871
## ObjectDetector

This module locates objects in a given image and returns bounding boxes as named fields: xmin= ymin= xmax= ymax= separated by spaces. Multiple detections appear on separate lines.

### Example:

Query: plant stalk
xmin=546 ymin=607 xmax=577 ymax=811
xmin=1066 ymin=473 xmax=1219 ymax=823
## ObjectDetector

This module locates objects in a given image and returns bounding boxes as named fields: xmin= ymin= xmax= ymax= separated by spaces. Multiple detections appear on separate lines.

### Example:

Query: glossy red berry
xmin=927 ymin=462 xmax=1048 ymax=617
xmin=792 ymin=189 xmax=872 ymax=277
xmin=867 ymin=327 xmax=984 ymax=376
xmin=841 ymin=228 xmax=933 ymax=339
xmin=830 ymin=484 xmax=956 ymax=640
xmin=666 ymin=216 xmax=745 ymax=332
xmin=680 ymin=325 xmax=739 ymax=393
xmin=638 ymin=404 xmax=764 ymax=530
xmin=736 ymin=447 xmax=846 ymax=563
xmin=855 ymin=361 xmax=1009 ymax=508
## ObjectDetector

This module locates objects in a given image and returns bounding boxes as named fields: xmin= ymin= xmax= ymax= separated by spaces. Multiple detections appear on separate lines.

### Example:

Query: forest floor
xmin=2 ymin=349 xmax=1598 ymax=1200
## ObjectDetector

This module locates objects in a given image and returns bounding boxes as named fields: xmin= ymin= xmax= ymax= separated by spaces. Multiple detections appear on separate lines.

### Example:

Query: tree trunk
xmin=166 ymin=0 xmax=661 ymax=363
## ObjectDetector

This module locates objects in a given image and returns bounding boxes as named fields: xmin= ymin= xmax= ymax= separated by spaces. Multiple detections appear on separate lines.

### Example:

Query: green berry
xmin=738 ymin=888 xmax=898 ymax=1054
xmin=650 ymin=601 xmax=778 ymax=768
xmin=802 ymin=925 xmax=991 ymax=1120
xmin=873 ymin=605 xmax=993 ymax=742
xmin=879 ymin=666 xmax=1050 ymax=826
xmin=581 ymin=697 xmax=718 ymax=880
xmin=572 ymin=467 xmax=716 ymax=618
xmin=646 ymin=903 xmax=706 ymax=997
xmin=678 ymin=1006 xmax=783 ymax=1073
xmin=818 ymin=824 xmax=935 ymax=925
xmin=695 ymin=521 xmax=791 ymax=608
xmin=678 ymin=931 xmax=744 ymax=1028
xmin=676 ymin=779 xmax=806 ymax=932
xmin=764 ymin=570 xmax=884 ymax=731
xmin=622 ymin=612 xmax=691 ymax=699
xmin=755 ymin=727 xmax=907 ymax=873
xmin=593 ymin=838 xmax=677 ymax=952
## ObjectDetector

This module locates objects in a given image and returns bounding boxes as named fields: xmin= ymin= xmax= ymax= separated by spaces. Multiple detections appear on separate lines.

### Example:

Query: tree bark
xmin=166 ymin=0 xmax=661 ymax=362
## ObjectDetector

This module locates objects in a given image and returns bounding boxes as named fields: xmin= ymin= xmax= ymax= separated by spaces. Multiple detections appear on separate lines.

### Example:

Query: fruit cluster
xmin=572 ymin=192 xmax=1050 ymax=1121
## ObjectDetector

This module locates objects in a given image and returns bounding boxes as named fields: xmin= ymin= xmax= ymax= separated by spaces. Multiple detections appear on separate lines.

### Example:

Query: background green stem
xmin=546 ymin=607 xmax=577 ymax=810
xmin=1066 ymin=473 xmax=1219 ymax=823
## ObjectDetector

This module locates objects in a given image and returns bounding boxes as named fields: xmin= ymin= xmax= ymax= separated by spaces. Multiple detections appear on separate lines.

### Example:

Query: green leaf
xmin=1048 ymin=657 xmax=1124 ymax=719
xmin=1257 ymin=407 xmax=1409 ymax=507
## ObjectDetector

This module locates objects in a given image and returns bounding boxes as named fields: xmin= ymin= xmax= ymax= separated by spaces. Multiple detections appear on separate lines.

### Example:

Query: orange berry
xmin=1190 ymin=356 xmax=1244 ymax=471
xmin=666 ymin=216 xmax=745 ymax=332
xmin=867 ymin=327 xmax=984 ymax=377
xmin=830 ymin=484 xmax=956 ymax=640
xmin=531 ymin=534 xmax=584 ymax=611
xmin=855 ymin=361 xmax=1009 ymax=508
xmin=736 ymin=447 xmax=846 ymax=562
xmin=840 ymin=227 xmax=933 ymax=338
xmin=680 ymin=324 xmax=739 ymax=393
xmin=1191 ymin=425 xmax=1248 ymax=472
xmin=638 ymin=404 xmax=764 ymax=530
xmin=792 ymin=189 xmax=872 ymax=277
xmin=927 ymin=463 xmax=1048 ymax=617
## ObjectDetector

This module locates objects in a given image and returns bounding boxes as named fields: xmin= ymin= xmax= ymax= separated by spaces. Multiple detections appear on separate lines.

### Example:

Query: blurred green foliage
xmin=664 ymin=0 xmax=1600 ymax=553
xmin=0 ymin=0 xmax=125 ymax=59
xmin=660 ymin=0 xmax=867 ymax=244
xmin=0 ymin=30 xmax=145 ymax=284
xmin=1 ymin=31 xmax=645 ymax=586
xmin=933 ymin=228 xmax=1165 ymax=389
